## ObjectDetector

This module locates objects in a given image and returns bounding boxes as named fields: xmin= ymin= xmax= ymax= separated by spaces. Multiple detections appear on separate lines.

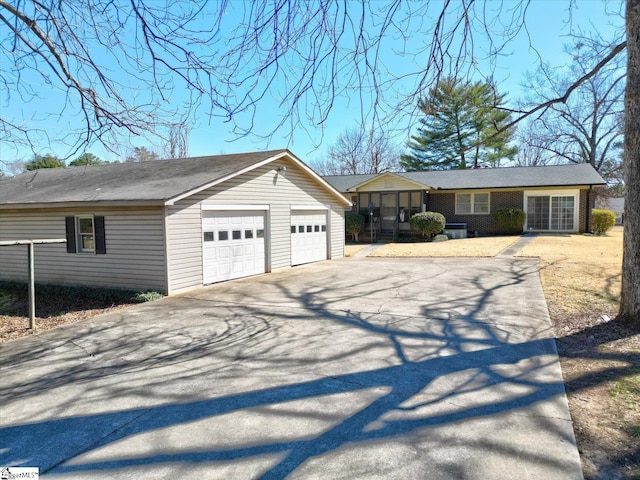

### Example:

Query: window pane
xmin=398 ymin=192 xmax=410 ymax=223
xmin=306 ymin=225 xmax=312 ymax=232
xmin=456 ymin=194 xmax=472 ymax=214
xmin=475 ymin=193 xmax=489 ymax=203
xmin=232 ymin=230 xmax=242 ymax=240
xmin=203 ymin=231 xmax=214 ymax=242
xmin=218 ymin=231 xmax=229 ymax=241
xmin=81 ymin=235 xmax=94 ymax=250
xmin=291 ymin=226 xmax=296 ymax=234
xmin=358 ymin=193 xmax=369 ymax=210
xmin=314 ymin=225 xmax=320 ymax=232
xmin=245 ymin=230 xmax=254 ymax=239
xmin=527 ymin=196 xmax=550 ymax=230
xmin=256 ymin=229 xmax=264 ymax=238
xmin=551 ymin=196 xmax=574 ymax=230
xmin=298 ymin=225 xmax=304 ymax=233
xmin=78 ymin=217 xmax=93 ymax=233
xmin=370 ymin=193 xmax=380 ymax=207
xmin=457 ymin=193 xmax=471 ymax=204
xmin=321 ymin=225 xmax=326 ymax=232
xmin=475 ymin=203 xmax=489 ymax=214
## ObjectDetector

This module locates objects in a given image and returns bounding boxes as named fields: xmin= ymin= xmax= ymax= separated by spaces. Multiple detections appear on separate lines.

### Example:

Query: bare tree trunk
xmin=621 ymin=0 xmax=640 ymax=322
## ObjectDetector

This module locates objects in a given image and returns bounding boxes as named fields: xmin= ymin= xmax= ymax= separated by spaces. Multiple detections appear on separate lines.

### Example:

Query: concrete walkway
xmin=352 ymin=242 xmax=385 ymax=257
xmin=0 ymin=257 xmax=582 ymax=479
xmin=496 ymin=233 xmax=539 ymax=258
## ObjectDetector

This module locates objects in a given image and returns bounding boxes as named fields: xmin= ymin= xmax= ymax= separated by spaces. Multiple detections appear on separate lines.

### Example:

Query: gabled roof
xmin=323 ymin=163 xmax=606 ymax=192
xmin=0 ymin=150 xmax=351 ymax=207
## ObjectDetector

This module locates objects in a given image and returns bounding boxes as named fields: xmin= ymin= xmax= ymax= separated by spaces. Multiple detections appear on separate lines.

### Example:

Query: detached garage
xmin=0 ymin=150 xmax=351 ymax=294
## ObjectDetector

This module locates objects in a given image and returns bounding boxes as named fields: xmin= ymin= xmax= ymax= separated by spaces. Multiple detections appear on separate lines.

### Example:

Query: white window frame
xmin=523 ymin=189 xmax=579 ymax=232
xmin=75 ymin=215 xmax=95 ymax=253
xmin=455 ymin=192 xmax=490 ymax=215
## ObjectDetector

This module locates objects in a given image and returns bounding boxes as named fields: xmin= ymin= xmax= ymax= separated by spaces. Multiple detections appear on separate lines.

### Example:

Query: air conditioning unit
xmin=443 ymin=223 xmax=468 ymax=239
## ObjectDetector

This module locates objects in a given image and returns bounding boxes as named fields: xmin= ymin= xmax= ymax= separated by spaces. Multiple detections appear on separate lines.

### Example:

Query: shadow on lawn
xmin=0 ymin=258 xmax=633 ymax=478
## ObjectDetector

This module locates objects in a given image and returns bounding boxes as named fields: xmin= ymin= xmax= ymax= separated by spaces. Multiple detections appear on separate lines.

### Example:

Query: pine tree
xmin=400 ymin=77 xmax=517 ymax=171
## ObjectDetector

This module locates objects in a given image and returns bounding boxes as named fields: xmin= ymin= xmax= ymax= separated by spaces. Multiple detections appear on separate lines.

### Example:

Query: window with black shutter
xmin=65 ymin=215 xmax=106 ymax=254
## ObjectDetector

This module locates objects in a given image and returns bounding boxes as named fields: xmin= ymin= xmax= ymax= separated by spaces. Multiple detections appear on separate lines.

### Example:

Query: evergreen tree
xmin=23 ymin=154 xmax=65 ymax=171
xmin=69 ymin=153 xmax=106 ymax=166
xmin=400 ymin=78 xmax=517 ymax=171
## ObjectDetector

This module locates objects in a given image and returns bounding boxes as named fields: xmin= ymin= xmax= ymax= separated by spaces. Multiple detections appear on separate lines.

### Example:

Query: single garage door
xmin=202 ymin=211 xmax=266 ymax=284
xmin=291 ymin=211 xmax=328 ymax=266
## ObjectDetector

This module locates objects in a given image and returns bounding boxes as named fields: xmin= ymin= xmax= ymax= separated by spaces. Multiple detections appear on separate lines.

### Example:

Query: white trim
xmin=162 ymin=208 xmax=172 ymax=295
xmin=201 ymin=204 xmax=270 ymax=211
xmin=290 ymin=204 xmax=329 ymax=211
xmin=523 ymin=189 xmax=580 ymax=232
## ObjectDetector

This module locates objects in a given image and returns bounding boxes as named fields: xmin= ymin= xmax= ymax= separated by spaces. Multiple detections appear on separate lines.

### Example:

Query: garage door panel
xmin=291 ymin=211 xmax=328 ymax=266
xmin=203 ymin=211 xmax=266 ymax=284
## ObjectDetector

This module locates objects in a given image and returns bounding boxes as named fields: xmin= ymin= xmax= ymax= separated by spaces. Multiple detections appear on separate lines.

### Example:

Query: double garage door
xmin=202 ymin=210 xmax=328 ymax=284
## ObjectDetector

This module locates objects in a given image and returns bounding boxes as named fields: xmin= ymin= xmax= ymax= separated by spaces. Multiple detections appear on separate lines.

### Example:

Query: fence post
xmin=27 ymin=242 xmax=35 ymax=329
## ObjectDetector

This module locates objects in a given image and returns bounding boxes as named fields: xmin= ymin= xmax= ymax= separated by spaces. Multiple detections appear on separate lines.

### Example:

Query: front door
xmin=381 ymin=193 xmax=397 ymax=232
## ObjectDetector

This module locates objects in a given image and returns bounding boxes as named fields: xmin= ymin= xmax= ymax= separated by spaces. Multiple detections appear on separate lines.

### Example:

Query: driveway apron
xmin=0 ymin=257 xmax=583 ymax=479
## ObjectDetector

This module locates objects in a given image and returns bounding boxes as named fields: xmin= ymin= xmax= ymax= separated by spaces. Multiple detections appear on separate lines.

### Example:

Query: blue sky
xmin=0 ymin=0 xmax=625 ymax=167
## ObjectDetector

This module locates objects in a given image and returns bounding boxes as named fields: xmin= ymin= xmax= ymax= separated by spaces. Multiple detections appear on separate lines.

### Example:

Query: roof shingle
xmin=0 ymin=150 xmax=288 ymax=205
xmin=323 ymin=163 xmax=605 ymax=191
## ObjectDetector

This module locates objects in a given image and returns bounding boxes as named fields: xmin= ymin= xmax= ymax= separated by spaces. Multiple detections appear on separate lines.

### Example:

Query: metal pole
xmin=27 ymin=242 xmax=35 ymax=329
xmin=370 ymin=212 xmax=373 ymax=243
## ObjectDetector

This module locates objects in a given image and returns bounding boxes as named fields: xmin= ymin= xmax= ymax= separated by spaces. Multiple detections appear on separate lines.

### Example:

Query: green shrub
xmin=591 ymin=209 xmax=616 ymax=235
xmin=493 ymin=207 xmax=526 ymax=234
xmin=131 ymin=291 xmax=164 ymax=303
xmin=410 ymin=211 xmax=446 ymax=239
xmin=345 ymin=212 xmax=366 ymax=242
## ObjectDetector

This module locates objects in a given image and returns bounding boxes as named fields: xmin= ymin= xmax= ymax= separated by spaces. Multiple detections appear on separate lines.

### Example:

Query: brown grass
xmin=369 ymin=235 xmax=520 ymax=257
xmin=345 ymin=244 xmax=368 ymax=257
xmin=517 ymin=230 xmax=623 ymax=320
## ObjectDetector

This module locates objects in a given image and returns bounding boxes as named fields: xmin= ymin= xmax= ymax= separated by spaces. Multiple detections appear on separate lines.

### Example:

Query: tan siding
xmin=0 ymin=208 xmax=166 ymax=292
xmin=166 ymin=159 xmax=346 ymax=292
xmin=357 ymin=175 xmax=423 ymax=192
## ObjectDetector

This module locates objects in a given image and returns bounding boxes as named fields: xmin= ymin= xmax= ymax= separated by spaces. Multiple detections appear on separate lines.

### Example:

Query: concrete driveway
xmin=0 ymin=257 xmax=582 ymax=479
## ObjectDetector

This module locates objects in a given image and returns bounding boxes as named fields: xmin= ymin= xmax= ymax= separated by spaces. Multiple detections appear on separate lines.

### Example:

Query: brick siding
xmin=428 ymin=190 xmax=524 ymax=235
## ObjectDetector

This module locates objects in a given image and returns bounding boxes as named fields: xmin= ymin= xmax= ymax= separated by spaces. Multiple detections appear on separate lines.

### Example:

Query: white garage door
xmin=202 ymin=212 xmax=266 ymax=284
xmin=291 ymin=211 xmax=328 ymax=266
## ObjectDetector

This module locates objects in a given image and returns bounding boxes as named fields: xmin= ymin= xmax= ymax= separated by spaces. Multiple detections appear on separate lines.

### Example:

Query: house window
xmin=455 ymin=192 xmax=490 ymax=214
xmin=76 ymin=216 xmax=95 ymax=252
xmin=65 ymin=215 xmax=106 ymax=254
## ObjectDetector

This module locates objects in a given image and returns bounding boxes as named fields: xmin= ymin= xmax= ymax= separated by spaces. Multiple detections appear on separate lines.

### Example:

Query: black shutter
xmin=94 ymin=216 xmax=106 ymax=254
xmin=65 ymin=216 xmax=76 ymax=253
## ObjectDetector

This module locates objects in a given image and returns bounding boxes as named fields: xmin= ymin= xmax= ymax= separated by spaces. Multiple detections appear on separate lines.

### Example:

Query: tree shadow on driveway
xmin=0 ymin=258 xmax=583 ymax=479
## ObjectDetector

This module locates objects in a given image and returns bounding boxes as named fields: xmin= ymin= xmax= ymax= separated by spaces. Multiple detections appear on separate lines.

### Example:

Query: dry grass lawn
xmin=345 ymin=244 xmax=368 ymax=257
xmin=369 ymin=235 xmax=520 ymax=257
xmin=517 ymin=230 xmax=623 ymax=320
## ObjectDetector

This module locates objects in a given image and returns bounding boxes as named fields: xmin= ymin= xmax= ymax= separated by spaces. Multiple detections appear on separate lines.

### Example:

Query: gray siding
xmin=0 ymin=207 xmax=167 ymax=292
xmin=166 ymin=159 xmax=346 ymax=293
